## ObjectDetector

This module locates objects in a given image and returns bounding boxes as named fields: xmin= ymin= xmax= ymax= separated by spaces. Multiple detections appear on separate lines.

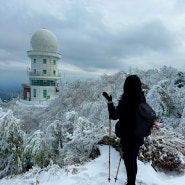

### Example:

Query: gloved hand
xmin=102 ymin=92 xmax=112 ymax=102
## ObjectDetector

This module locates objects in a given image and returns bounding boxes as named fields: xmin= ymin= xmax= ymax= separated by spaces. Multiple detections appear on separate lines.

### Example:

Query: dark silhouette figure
xmin=103 ymin=75 xmax=146 ymax=185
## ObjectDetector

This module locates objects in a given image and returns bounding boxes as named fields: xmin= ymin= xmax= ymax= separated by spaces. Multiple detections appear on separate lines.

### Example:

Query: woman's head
xmin=123 ymin=75 xmax=142 ymax=96
xmin=121 ymin=75 xmax=144 ymax=104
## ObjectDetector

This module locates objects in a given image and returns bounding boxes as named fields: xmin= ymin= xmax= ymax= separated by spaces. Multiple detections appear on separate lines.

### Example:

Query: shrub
xmin=0 ymin=110 xmax=25 ymax=178
xmin=139 ymin=128 xmax=185 ymax=172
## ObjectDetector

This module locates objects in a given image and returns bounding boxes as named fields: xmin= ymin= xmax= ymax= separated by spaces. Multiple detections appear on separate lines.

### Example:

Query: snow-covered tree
xmin=146 ymin=80 xmax=174 ymax=121
xmin=60 ymin=111 xmax=106 ymax=165
xmin=24 ymin=130 xmax=51 ymax=168
xmin=0 ymin=109 xmax=25 ymax=178
xmin=46 ymin=120 xmax=62 ymax=155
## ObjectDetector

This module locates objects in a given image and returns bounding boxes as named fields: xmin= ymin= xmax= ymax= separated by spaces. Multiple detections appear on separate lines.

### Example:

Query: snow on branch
xmin=139 ymin=127 xmax=185 ymax=172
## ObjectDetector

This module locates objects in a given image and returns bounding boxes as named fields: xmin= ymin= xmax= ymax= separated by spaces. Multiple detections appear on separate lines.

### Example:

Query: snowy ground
xmin=0 ymin=145 xmax=185 ymax=185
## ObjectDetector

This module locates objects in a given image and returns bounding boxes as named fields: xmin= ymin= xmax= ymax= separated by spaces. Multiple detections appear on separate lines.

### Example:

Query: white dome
xmin=31 ymin=29 xmax=58 ymax=52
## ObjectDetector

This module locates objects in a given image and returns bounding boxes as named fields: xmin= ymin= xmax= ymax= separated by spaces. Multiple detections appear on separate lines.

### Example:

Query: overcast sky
xmin=1 ymin=0 xmax=185 ymax=89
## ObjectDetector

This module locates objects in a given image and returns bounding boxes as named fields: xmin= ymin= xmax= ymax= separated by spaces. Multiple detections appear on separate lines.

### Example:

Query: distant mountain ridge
xmin=0 ymin=89 xmax=21 ymax=101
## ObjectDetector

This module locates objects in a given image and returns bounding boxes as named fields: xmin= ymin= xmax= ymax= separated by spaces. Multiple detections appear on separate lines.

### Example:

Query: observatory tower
xmin=23 ymin=29 xmax=61 ymax=101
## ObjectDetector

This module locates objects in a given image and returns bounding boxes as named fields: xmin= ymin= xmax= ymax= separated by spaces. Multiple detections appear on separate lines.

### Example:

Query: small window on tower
xmin=43 ymin=70 xmax=47 ymax=74
xmin=53 ymin=70 xmax=56 ymax=75
xmin=34 ymin=59 xmax=36 ymax=63
xmin=53 ymin=60 xmax=56 ymax=65
xmin=34 ymin=69 xmax=36 ymax=73
xmin=43 ymin=59 xmax=47 ymax=64
xmin=34 ymin=89 xmax=36 ymax=97
xmin=43 ymin=90 xmax=47 ymax=98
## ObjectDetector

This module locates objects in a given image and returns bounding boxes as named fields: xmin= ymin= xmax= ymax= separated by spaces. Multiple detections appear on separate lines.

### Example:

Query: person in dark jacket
xmin=103 ymin=75 xmax=146 ymax=185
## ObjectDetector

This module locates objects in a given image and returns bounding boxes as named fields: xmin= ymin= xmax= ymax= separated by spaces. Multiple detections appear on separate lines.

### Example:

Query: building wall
xmin=31 ymin=56 xmax=59 ymax=76
xmin=27 ymin=51 xmax=61 ymax=101
xmin=30 ymin=85 xmax=57 ymax=101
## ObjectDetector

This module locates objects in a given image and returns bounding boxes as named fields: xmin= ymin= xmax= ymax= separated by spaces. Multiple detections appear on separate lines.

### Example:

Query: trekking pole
xmin=114 ymin=151 xmax=123 ymax=182
xmin=108 ymin=118 xmax=111 ymax=182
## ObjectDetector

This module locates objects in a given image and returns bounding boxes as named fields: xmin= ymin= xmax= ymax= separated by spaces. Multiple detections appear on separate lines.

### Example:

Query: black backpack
xmin=135 ymin=102 xmax=156 ymax=137
xmin=115 ymin=102 xmax=156 ymax=138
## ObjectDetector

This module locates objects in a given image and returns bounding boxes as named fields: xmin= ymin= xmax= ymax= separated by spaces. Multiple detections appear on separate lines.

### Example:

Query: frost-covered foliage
xmin=0 ymin=109 xmax=52 ymax=178
xmin=146 ymin=80 xmax=175 ymax=120
xmin=46 ymin=120 xmax=62 ymax=155
xmin=1 ymin=66 xmax=185 ymax=177
xmin=24 ymin=130 xmax=51 ymax=168
xmin=59 ymin=111 xmax=106 ymax=165
xmin=135 ymin=67 xmax=185 ymax=127
xmin=139 ymin=127 xmax=185 ymax=172
xmin=0 ymin=109 xmax=25 ymax=178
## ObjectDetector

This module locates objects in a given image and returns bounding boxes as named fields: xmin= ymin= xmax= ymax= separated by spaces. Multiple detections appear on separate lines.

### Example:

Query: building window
xmin=43 ymin=90 xmax=47 ymax=98
xmin=34 ymin=69 xmax=36 ymax=73
xmin=33 ymin=89 xmax=36 ymax=97
xmin=31 ymin=80 xmax=56 ymax=86
xmin=43 ymin=59 xmax=47 ymax=64
xmin=34 ymin=59 xmax=36 ymax=63
xmin=43 ymin=70 xmax=47 ymax=74
xmin=53 ymin=70 xmax=56 ymax=75
xmin=53 ymin=60 xmax=56 ymax=65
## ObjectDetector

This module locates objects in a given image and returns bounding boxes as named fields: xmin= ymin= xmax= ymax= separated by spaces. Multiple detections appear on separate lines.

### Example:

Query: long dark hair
xmin=120 ymin=75 xmax=145 ymax=105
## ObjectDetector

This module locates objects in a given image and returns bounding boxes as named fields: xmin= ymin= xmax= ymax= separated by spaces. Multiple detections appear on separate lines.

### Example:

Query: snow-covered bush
xmin=46 ymin=120 xmax=62 ymax=155
xmin=139 ymin=128 xmax=185 ymax=172
xmin=0 ymin=110 xmax=25 ymax=178
xmin=61 ymin=111 xmax=77 ymax=143
xmin=59 ymin=111 xmax=106 ymax=165
xmin=146 ymin=81 xmax=174 ymax=121
xmin=24 ymin=130 xmax=51 ymax=169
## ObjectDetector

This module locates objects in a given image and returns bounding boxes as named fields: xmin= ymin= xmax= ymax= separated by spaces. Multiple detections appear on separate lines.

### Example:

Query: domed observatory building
xmin=24 ymin=29 xmax=61 ymax=101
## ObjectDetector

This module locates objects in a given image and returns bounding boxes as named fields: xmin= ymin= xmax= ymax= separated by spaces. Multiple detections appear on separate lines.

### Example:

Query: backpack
xmin=115 ymin=102 xmax=156 ymax=138
xmin=135 ymin=102 xmax=156 ymax=137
